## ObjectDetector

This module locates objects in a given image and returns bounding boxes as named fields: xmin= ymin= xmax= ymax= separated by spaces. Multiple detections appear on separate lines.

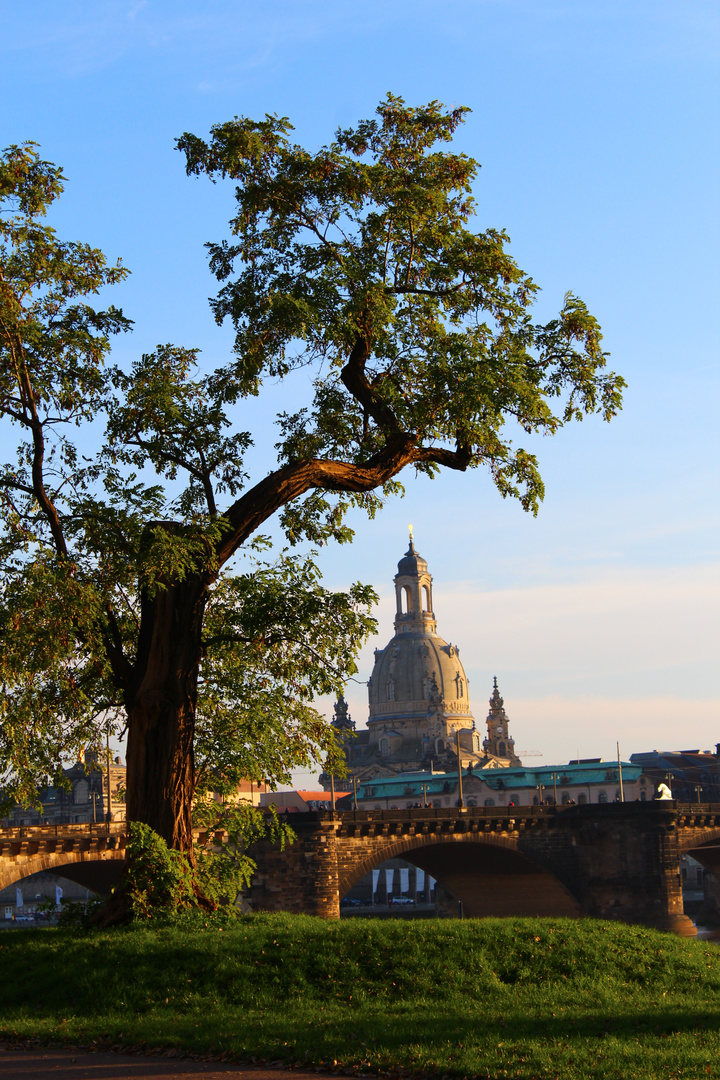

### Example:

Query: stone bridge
xmin=2 ymin=803 xmax=720 ymax=934
xmin=249 ymin=801 xmax=720 ymax=934
xmin=0 ymin=824 xmax=126 ymax=895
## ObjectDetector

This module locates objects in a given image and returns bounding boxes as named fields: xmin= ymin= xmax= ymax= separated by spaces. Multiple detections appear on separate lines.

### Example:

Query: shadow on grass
xmin=4 ymin=1003 xmax=718 ymax=1079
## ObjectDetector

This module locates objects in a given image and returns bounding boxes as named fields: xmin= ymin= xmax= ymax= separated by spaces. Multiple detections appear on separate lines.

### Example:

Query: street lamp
xmin=456 ymin=729 xmax=464 ymax=808
xmin=105 ymin=727 xmax=112 ymax=828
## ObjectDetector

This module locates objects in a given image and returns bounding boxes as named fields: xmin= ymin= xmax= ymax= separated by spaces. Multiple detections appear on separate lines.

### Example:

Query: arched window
xmin=457 ymin=677 xmax=464 ymax=699
xmin=386 ymin=679 xmax=395 ymax=701
xmin=484 ymin=798 xmax=495 ymax=807
xmin=640 ymin=790 xmax=646 ymax=801
xmin=422 ymin=584 xmax=431 ymax=611
xmin=561 ymin=792 xmax=571 ymax=804
xmin=598 ymin=790 xmax=607 ymax=803
xmin=473 ymin=735 xmax=480 ymax=751
xmin=73 ymin=780 xmax=89 ymax=805
xmin=436 ymin=739 xmax=445 ymax=754
xmin=498 ymin=742 xmax=506 ymax=756
xmin=402 ymin=585 xmax=412 ymax=613
xmin=379 ymin=738 xmax=389 ymax=757
xmin=577 ymin=793 xmax=587 ymax=805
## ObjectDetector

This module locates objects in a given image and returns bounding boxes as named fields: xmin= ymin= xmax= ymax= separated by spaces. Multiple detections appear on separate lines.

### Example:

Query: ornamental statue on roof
xmin=323 ymin=532 xmax=521 ymax=791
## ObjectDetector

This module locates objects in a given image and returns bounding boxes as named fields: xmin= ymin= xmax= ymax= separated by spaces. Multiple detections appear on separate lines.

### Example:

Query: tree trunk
xmin=125 ymin=574 xmax=208 ymax=853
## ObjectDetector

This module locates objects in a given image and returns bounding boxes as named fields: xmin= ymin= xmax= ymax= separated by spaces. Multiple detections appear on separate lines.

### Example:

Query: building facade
xmin=346 ymin=758 xmax=648 ymax=810
xmin=1 ymin=754 xmax=127 ymax=827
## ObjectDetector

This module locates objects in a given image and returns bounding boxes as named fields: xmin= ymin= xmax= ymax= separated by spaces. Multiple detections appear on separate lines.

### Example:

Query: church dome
xmin=367 ymin=534 xmax=473 ymax=726
xmin=323 ymin=532 xmax=519 ymax=790
xmin=368 ymin=631 xmax=472 ymax=722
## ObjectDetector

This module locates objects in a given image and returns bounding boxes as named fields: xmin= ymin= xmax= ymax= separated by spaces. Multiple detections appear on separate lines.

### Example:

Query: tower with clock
xmin=483 ymin=676 xmax=521 ymax=764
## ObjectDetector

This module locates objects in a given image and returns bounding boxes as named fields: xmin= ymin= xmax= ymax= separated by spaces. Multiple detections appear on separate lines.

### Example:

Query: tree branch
xmin=340 ymin=335 xmax=400 ymax=432
xmin=3 ymin=329 xmax=69 ymax=559
xmin=216 ymin=432 xmax=471 ymax=567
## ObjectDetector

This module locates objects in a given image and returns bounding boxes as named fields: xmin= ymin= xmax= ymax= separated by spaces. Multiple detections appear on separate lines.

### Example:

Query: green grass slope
xmin=1 ymin=915 xmax=718 ymax=1079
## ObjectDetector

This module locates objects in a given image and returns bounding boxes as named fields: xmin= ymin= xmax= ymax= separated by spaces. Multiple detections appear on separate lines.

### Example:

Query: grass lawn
xmin=1 ymin=914 xmax=718 ymax=1079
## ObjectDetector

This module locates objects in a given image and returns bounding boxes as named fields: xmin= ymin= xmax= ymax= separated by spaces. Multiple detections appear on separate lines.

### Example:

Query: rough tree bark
xmin=124 ymin=575 xmax=209 ymax=853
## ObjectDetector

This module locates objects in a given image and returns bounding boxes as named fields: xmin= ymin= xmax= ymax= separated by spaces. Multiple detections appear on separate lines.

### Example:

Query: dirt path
xmin=0 ymin=1044 xmax=331 ymax=1080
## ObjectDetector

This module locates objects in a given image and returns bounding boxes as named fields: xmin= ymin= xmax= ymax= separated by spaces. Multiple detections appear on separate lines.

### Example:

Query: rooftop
xmin=357 ymin=761 xmax=643 ymax=798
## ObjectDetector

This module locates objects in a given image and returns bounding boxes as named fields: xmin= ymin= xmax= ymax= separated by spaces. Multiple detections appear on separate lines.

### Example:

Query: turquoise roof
xmin=358 ymin=761 xmax=642 ymax=799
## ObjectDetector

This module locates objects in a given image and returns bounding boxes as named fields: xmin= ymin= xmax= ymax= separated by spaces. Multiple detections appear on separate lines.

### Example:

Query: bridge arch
xmin=338 ymin=831 xmax=582 ymax=918
xmin=0 ymin=848 xmax=126 ymax=895
xmin=680 ymin=828 xmax=720 ymax=886
xmin=679 ymin=826 xmax=720 ymax=854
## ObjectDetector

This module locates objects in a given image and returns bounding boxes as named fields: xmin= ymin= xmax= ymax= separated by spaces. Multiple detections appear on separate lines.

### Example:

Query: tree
xmin=0 ymin=98 xmax=625 ymax=856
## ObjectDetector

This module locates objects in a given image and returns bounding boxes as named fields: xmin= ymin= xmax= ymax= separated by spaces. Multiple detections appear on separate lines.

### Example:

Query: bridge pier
xmin=568 ymin=805 xmax=696 ymax=935
xmin=249 ymin=819 xmax=340 ymax=917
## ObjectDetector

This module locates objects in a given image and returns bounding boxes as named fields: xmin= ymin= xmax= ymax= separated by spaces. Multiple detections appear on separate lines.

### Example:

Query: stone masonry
xmin=249 ymin=801 xmax=720 ymax=934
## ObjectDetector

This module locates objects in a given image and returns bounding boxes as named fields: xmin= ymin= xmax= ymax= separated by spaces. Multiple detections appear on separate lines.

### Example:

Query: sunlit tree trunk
xmin=125 ymin=576 xmax=208 ymax=853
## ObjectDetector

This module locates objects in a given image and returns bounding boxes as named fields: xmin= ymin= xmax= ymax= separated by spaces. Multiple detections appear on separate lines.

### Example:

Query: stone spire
xmin=483 ymin=676 xmax=521 ymax=764
xmin=332 ymin=694 xmax=354 ymax=732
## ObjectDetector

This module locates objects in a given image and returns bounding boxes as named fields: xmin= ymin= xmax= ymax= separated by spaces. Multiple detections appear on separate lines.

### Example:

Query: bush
xmin=119 ymin=809 xmax=295 ymax=920
xmin=124 ymin=822 xmax=195 ymax=918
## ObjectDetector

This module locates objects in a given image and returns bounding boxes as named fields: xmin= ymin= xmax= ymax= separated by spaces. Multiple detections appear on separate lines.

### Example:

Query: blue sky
xmin=2 ymin=1 xmax=718 ymax=776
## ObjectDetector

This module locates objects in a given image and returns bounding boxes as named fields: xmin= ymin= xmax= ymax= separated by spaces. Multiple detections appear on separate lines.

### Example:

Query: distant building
xmin=323 ymin=534 xmax=520 ymax=791
xmin=629 ymin=749 xmax=720 ymax=803
xmin=343 ymin=758 xmax=647 ymax=810
xmin=1 ymin=753 xmax=126 ymax=827
xmin=205 ymin=779 xmax=269 ymax=809
xmin=260 ymin=790 xmax=335 ymax=813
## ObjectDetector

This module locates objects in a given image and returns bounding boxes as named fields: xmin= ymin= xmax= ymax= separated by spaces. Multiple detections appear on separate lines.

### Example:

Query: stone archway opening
xmin=339 ymin=837 xmax=582 ymax=919
xmin=403 ymin=842 xmax=582 ymax=918
xmin=0 ymin=849 xmax=126 ymax=897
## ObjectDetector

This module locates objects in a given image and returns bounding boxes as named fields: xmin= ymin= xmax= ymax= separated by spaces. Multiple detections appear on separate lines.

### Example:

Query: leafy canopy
xmin=179 ymin=93 xmax=624 ymax=544
xmin=0 ymin=145 xmax=375 ymax=811
xmin=0 ymin=97 xmax=624 ymax=814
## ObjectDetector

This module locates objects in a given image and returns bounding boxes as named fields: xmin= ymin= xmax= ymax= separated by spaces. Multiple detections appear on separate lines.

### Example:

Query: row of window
xmin=367 ymin=788 xmax=648 ymax=810
xmin=378 ymin=734 xmax=479 ymax=757
xmin=384 ymin=678 xmax=465 ymax=701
